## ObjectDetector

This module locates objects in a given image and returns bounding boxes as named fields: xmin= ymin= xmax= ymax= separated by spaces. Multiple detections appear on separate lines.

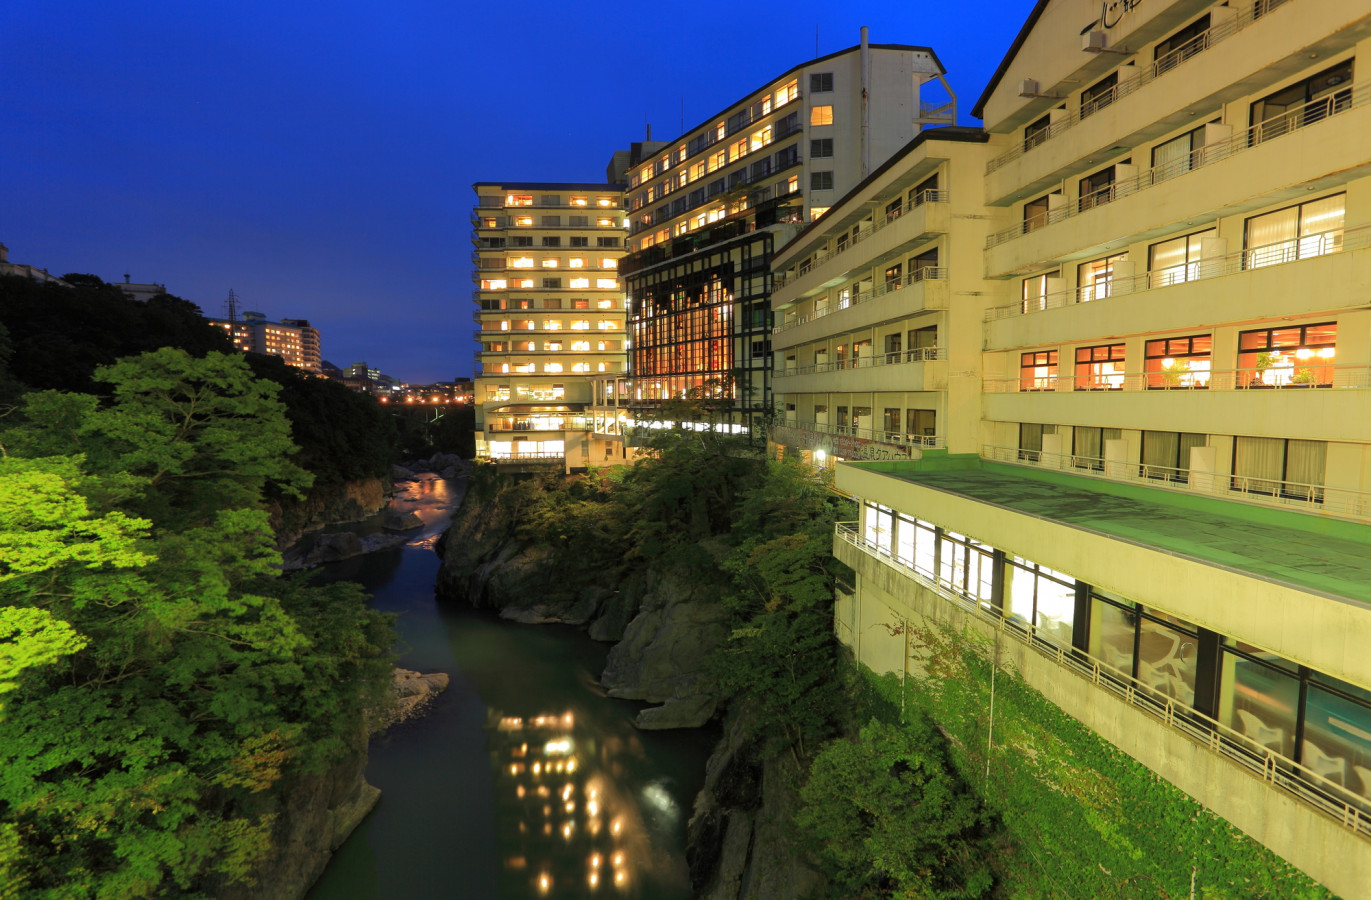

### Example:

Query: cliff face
xmin=216 ymin=737 xmax=379 ymax=900
xmin=435 ymin=476 xmax=825 ymax=900
xmin=270 ymin=477 xmax=391 ymax=548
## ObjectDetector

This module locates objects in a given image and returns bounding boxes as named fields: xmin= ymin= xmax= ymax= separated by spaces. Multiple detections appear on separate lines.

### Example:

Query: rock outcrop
xmin=270 ymin=476 xmax=391 ymax=549
xmin=378 ymin=668 xmax=451 ymax=731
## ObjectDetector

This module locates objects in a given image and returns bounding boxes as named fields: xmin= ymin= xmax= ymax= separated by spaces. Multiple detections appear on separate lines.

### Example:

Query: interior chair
xmin=1235 ymin=708 xmax=1284 ymax=754
xmin=1301 ymin=740 xmax=1347 ymax=786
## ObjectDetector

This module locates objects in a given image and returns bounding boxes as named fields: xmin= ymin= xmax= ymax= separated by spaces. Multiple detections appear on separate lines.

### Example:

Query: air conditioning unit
xmin=1082 ymin=30 xmax=1109 ymax=52
xmin=1018 ymin=79 xmax=1040 ymax=97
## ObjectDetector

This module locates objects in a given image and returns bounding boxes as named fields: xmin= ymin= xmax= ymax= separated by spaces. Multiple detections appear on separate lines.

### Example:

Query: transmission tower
xmin=224 ymin=288 xmax=240 ymax=324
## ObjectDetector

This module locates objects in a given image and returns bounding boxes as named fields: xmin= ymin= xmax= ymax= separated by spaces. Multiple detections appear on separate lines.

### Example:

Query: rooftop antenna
xmin=224 ymin=288 xmax=240 ymax=324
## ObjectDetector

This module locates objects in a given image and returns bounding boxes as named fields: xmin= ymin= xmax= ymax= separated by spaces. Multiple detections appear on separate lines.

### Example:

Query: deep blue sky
xmin=1 ymin=1 xmax=1031 ymax=384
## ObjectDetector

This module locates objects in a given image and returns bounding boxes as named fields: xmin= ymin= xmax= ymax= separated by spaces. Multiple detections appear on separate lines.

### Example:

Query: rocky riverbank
xmin=433 ymin=469 xmax=823 ymax=899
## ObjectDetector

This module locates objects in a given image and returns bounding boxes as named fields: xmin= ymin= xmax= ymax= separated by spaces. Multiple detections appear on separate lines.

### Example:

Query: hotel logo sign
xmin=1098 ymin=0 xmax=1142 ymax=29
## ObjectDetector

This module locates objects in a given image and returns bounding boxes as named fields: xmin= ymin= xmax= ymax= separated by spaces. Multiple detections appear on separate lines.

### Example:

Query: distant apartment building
xmin=0 ymin=243 xmax=66 ymax=285
xmin=471 ymin=181 xmax=630 ymax=471
xmin=616 ymin=32 xmax=954 ymax=440
xmin=208 ymin=311 xmax=322 ymax=373
xmin=825 ymin=0 xmax=1371 ymax=895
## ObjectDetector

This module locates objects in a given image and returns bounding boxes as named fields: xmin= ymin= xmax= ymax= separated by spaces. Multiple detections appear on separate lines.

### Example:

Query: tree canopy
xmin=0 ymin=350 xmax=394 ymax=898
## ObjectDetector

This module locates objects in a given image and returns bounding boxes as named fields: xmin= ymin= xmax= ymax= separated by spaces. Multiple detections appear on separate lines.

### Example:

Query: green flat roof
xmin=850 ymin=456 xmax=1371 ymax=606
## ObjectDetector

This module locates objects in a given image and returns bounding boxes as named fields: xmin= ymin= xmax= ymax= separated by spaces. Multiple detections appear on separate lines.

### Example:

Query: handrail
xmin=984 ymin=362 xmax=1371 ymax=393
xmin=986 ymin=80 xmax=1367 ymax=248
xmin=986 ymin=224 xmax=1370 ymax=320
xmin=775 ymin=190 xmax=949 ymax=289
xmin=770 ymin=418 xmax=944 ymax=451
xmin=985 ymin=0 xmax=1292 ymax=174
xmin=480 ymin=451 xmax=566 ymax=462
xmin=979 ymin=444 xmax=1371 ymax=522
xmin=774 ymin=267 xmax=947 ymax=335
xmin=833 ymin=522 xmax=1371 ymax=833
xmin=777 ymin=347 xmax=946 ymax=377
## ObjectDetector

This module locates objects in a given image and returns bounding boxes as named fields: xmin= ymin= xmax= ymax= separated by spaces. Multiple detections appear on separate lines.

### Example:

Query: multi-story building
xmin=619 ymin=32 xmax=953 ymax=438
xmin=209 ymin=311 xmax=322 ymax=373
xmin=829 ymin=0 xmax=1371 ymax=894
xmin=471 ymin=181 xmax=629 ymax=471
xmin=768 ymin=126 xmax=991 ymax=465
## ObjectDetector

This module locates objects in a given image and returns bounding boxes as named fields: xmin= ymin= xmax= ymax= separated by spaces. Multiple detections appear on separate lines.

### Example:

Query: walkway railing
xmin=778 ymin=347 xmax=946 ymax=378
xmin=983 ymin=362 xmax=1371 ymax=393
xmin=986 ymin=81 xmax=1368 ymax=248
xmin=985 ymin=0 xmax=1292 ymax=174
xmin=774 ymin=267 xmax=947 ymax=336
xmin=979 ymin=444 xmax=1371 ymax=522
xmin=774 ymin=190 xmax=948 ymax=289
xmin=770 ymin=418 xmax=944 ymax=452
xmin=986 ymin=224 xmax=1371 ymax=319
xmin=833 ymin=522 xmax=1371 ymax=835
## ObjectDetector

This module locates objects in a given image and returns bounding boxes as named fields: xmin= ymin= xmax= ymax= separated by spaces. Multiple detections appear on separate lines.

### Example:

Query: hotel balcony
xmin=983 ymin=224 xmax=1371 ymax=349
xmin=772 ymin=267 xmax=948 ymax=352
xmin=772 ymin=348 xmax=947 ymax=394
xmin=983 ymin=0 xmax=1369 ymax=205
xmin=768 ymin=418 xmax=943 ymax=460
xmin=830 ymin=476 xmax=1371 ymax=899
xmin=981 ymin=364 xmax=1371 ymax=444
xmin=772 ymin=191 xmax=950 ymax=302
xmin=982 ymin=84 xmax=1371 ymax=278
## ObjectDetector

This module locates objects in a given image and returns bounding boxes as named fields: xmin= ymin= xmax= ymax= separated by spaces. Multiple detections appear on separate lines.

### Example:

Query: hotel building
xmin=826 ymin=0 xmax=1371 ymax=894
xmin=618 ymin=33 xmax=953 ymax=439
xmin=471 ymin=182 xmax=630 ymax=471
xmin=769 ymin=126 xmax=992 ymax=465
xmin=208 ymin=311 xmax=321 ymax=373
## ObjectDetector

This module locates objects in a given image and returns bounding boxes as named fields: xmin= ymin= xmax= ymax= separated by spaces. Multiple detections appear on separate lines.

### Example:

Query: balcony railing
xmin=986 ymin=224 xmax=1370 ymax=320
xmin=985 ymin=0 xmax=1293 ymax=174
xmin=774 ymin=190 xmax=949 ymax=289
xmin=834 ymin=522 xmax=1371 ymax=833
xmin=986 ymin=80 xmax=1368 ymax=248
xmin=980 ymin=444 xmax=1371 ymax=523
xmin=777 ymin=347 xmax=946 ymax=377
xmin=770 ymin=418 xmax=944 ymax=452
xmin=984 ymin=362 xmax=1371 ymax=394
xmin=481 ymin=451 xmax=565 ymax=464
xmin=774 ymin=267 xmax=947 ymax=335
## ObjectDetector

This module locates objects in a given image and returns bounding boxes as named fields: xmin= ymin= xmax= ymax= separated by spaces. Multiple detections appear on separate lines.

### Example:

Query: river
xmin=306 ymin=475 xmax=717 ymax=899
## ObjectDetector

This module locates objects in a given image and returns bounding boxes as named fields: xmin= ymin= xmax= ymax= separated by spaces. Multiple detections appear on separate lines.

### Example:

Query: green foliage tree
xmin=0 ymin=350 xmax=394 ymax=897
xmin=798 ymin=717 xmax=996 ymax=900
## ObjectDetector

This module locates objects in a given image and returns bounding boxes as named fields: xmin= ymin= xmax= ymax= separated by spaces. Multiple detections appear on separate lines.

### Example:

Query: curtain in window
xmin=1074 ymin=427 xmax=1102 ymax=463
xmin=1142 ymin=431 xmax=1180 ymax=475
xmin=1284 ymin=440 xmax=1326 ymax=493
xmin=1233 ymin=436 xmax=1284 ymax=494
xmin=1246 ymin=207 xmax=1299 ymax=267
xmin=1152 ymin=132 xmax=1193 ymax=180
xmin=1298 ymin=194 xmax=1345 ymax=256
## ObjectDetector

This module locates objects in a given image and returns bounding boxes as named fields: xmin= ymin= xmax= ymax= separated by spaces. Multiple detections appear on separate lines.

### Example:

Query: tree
xmin=798 ymin=718 xmax=996 ymax=900
xmin=0 ymin=351 xmax=394 ymax=897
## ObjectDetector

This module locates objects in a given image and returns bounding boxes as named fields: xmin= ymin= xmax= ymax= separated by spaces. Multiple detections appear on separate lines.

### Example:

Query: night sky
xmin=2 ymin=1 xmax=1031 ymax=385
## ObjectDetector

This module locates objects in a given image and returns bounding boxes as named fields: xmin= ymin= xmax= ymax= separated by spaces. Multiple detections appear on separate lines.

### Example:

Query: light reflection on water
xmin=306 ymin=479 xmax=714 ymax=900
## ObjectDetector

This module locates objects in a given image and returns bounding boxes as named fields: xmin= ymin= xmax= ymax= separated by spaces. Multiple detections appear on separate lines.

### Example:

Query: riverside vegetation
xmin=440 ymin=420 xmax=1332 ymax=900
xmin=0 ymin=274 xmax=405 ymax=898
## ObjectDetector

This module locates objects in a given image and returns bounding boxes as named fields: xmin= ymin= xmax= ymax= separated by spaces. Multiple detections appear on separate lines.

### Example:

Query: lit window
xmin=597 ymin=319 xmax=617 ymax=330
xmin=595 ymin=278 xmax=617 ymax=289
xmin=596 ymin=299 xmax=615 ymax=309
xmin=544 ymin=363 xmax=563 ymax=373
xmin=809 ymin=207 xmax=830 ymax=221
xmin=570 ymin=196 xmax=588 ymax=207
xmin=599 ymin=258 xmax=617 ymax=268
xmin=570 ymin=277 xmax=590 ymax=289
xmin=544 ymin=341 xmax=562 ymax=351
xmin=482 ymin=217 xmax=497 ymax=228
xmin=543 ymin=320 xmax=562 ymax=330
xmin=481 ymin=279 xmax=508 ymax=290
xmin=568 ymin=258 xmax=586 ymax=268
xmin=775 ymin=80 xmax=798 ymax=105
xmin=571 ymin=341 xmax=591 ymax=351
xmin=514 ymin=216 xmax=533 ymax=227
xmin=811 ymin=105 xmax=834 ymax=126
xmin=541 ymin=258 xmax=559 ymax=268
xmin=514 ymin=278 xmax=534 ymax=288
xmin=506 ymin=194 xmax=533 ymax=206
xmin=572 ymin=362 xmax=591 ymax=373
xmin=596 ymin=217 xmax=614 ymax=227
xmin=515 ymin=363 xmax=535 ymax=373
xmin=509 ymin=257 xmax=533 ymax=268
xmin=571 ymin=320 xmax=590 ymax=330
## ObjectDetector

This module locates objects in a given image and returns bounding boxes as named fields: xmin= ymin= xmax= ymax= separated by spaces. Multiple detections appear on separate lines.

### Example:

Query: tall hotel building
xmin=619 ymin=34 xmax=953 ymax=436
xmin=471 ymin=182 xmax=630 ymax=470
xmin=823 ymin=0 xmax=1371 ymax=894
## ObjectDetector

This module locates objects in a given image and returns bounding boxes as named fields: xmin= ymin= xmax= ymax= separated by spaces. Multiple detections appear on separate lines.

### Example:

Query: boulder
xmin=636 ymin=694 xmax=717 ymax=730
xmin=382 ymin=510 xmax=424 ymax=532
xmin=378 ymin=668 xmax=451 ymax=731
xmin=309 ymin=532 xmax=364 ymax=564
